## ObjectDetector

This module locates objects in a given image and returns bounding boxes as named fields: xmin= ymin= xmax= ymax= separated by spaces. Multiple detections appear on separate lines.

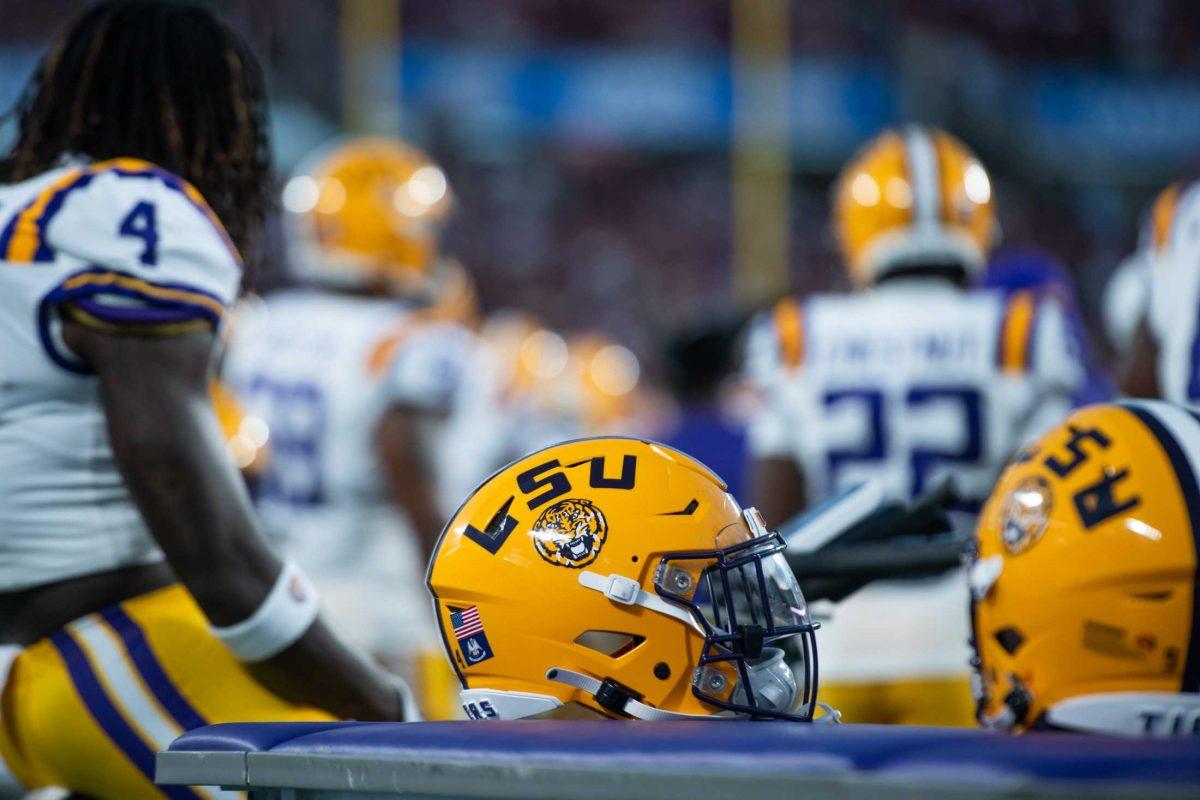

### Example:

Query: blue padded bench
xmin=157 ymin=720 xmax=1200 ymax=799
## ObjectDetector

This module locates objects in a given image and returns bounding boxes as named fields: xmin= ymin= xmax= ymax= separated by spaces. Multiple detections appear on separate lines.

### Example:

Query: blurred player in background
xmin=0 ymin=4 xmax=414 ymax=798
xmin=437 ymin=312 xmax=584 ymax=507
xmin=567 ymin=332 xmax=646 ymax=436
xmin=222 ymin=138 xmax=474 ymax=716
xmin=978 ymin=247 xmax=1114 ymax=406
xmin=1102 ymin=188 xmax=1165 ymax=386
xmin=658 ymin=321 xmax=750 ymax=503
xmin=1121 ymin=182 xmax=1200 ymax=406
xmin=745 ymin=127 xmax=1086 ymax=725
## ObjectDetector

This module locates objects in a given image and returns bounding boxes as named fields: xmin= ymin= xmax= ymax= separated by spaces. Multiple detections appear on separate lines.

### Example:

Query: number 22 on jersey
xmin=822 ymin=384 xmax=983 ymax=502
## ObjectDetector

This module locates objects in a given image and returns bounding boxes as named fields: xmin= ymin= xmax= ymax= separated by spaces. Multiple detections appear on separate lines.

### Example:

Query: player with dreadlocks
xmin=0 ymin=3 xmax=415 ymax=798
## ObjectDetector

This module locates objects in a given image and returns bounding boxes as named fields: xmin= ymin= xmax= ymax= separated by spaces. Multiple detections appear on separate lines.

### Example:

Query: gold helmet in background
xmin=283 ymin=137 xmax=453 ymax=293
xmin=832 ymin=126 xmax=997 ymax=287
xmin=971 ymin=401 xmax=1200 ymax=736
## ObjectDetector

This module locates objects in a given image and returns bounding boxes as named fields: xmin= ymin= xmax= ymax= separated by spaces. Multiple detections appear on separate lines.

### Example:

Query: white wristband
xmin=211 ymin=559 xmax=320 ymax=662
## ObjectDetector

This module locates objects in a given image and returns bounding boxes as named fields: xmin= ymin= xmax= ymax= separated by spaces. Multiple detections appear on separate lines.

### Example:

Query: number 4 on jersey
xmin=119 ymin=201 xmax=159 ymax=266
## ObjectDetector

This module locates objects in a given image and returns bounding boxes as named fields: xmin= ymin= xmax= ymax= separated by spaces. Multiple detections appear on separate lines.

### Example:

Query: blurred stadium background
xmin=6 ymin=0 xmax=1198 ymax=363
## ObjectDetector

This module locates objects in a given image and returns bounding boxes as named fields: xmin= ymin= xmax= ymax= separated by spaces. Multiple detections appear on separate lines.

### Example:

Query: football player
xmin=978 ymin=248 xmax=1114 ymax=406
xmin=745 ymin=127 xmax=1086 ymax=725
xmin=1120 ymin=182 xmax=1200 ymax=404
xmin=1102 ymin=189 xmax=1161 ymax=364
xmin=221 ymin=138 xmax=475 ymax=709
xmin=972 ymin=400 xmax=1200 ymax=736
xmin=427 ymin=437 xmax=832 ymax=722
xmin=0 ymin=3 xmax=413 ymax=798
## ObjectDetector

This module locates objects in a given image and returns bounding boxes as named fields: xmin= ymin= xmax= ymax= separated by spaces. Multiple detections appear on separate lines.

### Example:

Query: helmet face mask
xmin=653 ymin=516 xmax=818 ymax=720
xmin=427 ymin=438 xmax=823 ymax=722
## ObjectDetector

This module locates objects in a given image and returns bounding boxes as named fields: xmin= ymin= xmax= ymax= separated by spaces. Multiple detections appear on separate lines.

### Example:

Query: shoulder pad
xmin=1 ymin=158 xmax=241 ymax=278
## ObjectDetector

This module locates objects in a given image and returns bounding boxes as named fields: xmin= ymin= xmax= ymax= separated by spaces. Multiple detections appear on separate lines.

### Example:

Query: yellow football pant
xmin=0 ymin=584 xmax=334 ymax=800
xmin=819 ymin=676 xmax=977 ymax=727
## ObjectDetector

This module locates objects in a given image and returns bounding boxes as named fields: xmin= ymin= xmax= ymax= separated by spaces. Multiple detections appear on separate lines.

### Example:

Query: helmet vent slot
xmin=994 ymin=627 xmax=1025 ymax=655
xmin=574 ymin=630 xmax=645 ymax=658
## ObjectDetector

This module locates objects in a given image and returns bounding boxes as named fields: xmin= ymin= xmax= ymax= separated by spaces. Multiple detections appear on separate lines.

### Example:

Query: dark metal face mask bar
xmin=654 ymin=509 xmax=821 ymax=721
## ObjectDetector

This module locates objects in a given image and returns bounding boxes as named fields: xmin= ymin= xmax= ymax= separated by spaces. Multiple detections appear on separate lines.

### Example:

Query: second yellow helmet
xmin=971 ymin=401 xmax=1200 ymax=736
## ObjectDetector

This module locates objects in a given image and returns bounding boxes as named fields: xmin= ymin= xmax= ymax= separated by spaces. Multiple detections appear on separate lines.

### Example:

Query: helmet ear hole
xmin=573 ymin=631 xmax=646 ymax=658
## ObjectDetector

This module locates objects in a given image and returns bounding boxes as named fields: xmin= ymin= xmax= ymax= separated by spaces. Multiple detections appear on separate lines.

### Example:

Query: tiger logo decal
xmin=531 ymin=498 xmax=608 ymax=568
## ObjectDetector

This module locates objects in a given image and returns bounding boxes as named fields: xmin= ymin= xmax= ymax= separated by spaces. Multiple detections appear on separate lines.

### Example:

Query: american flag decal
xmin=448 ymin=605 xmax=495 ymax=665
xmin=450 ymin=606 xmax=484 ymax=640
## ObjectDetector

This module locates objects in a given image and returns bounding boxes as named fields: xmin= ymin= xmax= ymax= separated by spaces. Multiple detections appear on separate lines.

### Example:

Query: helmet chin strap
xmin=546 ymin=667 xmax=721 ymax=721
xmin=544 ymin=667 xmax=841 ymax=724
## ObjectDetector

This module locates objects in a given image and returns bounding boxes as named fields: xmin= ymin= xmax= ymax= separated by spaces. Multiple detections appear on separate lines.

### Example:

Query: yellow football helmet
xmin=283 ymin=137 xmax=453 ymax=291
xmin=971 ymin=400 xmax=1200 ymax=736
xmin=427 ymin=438 xmax=821 ymax=721
xmin=832 ymin=126 xmax=997 ymax=287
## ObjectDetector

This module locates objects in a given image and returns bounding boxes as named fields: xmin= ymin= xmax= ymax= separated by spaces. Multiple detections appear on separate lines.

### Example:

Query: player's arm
xmin=752 ymin=456 xmax=808 ymax=528
xmin=376 ymin=323 xmax=470 ymax=561
xmin=62 ymin=319 xmax=409 ymax=721
xmin=1017 ymin=295 xmax=1089 ymax=443
xmin=377 ymin=403 xmax=446 ymax=563
xmin=741 ymin=306 xmax=808 ymax=526
xmin=1120 ymin=316 xmax=1162 ymax=398
xmin=1120 ymin=231 xmax=1193 ymax=400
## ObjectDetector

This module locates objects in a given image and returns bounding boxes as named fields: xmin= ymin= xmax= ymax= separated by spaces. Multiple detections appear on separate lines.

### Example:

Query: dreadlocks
xmin=1 ymin=0 xmax=272 ymax=266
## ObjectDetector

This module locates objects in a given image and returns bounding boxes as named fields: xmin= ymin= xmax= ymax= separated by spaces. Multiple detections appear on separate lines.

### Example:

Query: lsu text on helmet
xmin=971 ymin=400 xmax=1200 ymax=736
xmin=282 ymin=136 xmax=453 ymax=293
xmin=832 ymin=126 xmax=997 ymax=287
xmin=426 ymin=437 xmax=822 ymax=721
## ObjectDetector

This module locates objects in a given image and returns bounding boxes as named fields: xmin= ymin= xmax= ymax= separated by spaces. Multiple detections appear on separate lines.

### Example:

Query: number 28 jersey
xmin=0 ymin=159 xmax=243 ymax=590
xmin=746 ymin=280 xmax=1085 ymax=508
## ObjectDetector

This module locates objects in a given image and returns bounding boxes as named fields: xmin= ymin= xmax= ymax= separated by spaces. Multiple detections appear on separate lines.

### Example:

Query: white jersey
xmin=746 ymin=279 xmax=1084 ymax=680
xmin=222 ymin=289 xmax=473 ymax=654
xmin=1147 ymin=182 xmax=1200 ymax=406
xmin=0 ymin=159 xmax=242 ymax=591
